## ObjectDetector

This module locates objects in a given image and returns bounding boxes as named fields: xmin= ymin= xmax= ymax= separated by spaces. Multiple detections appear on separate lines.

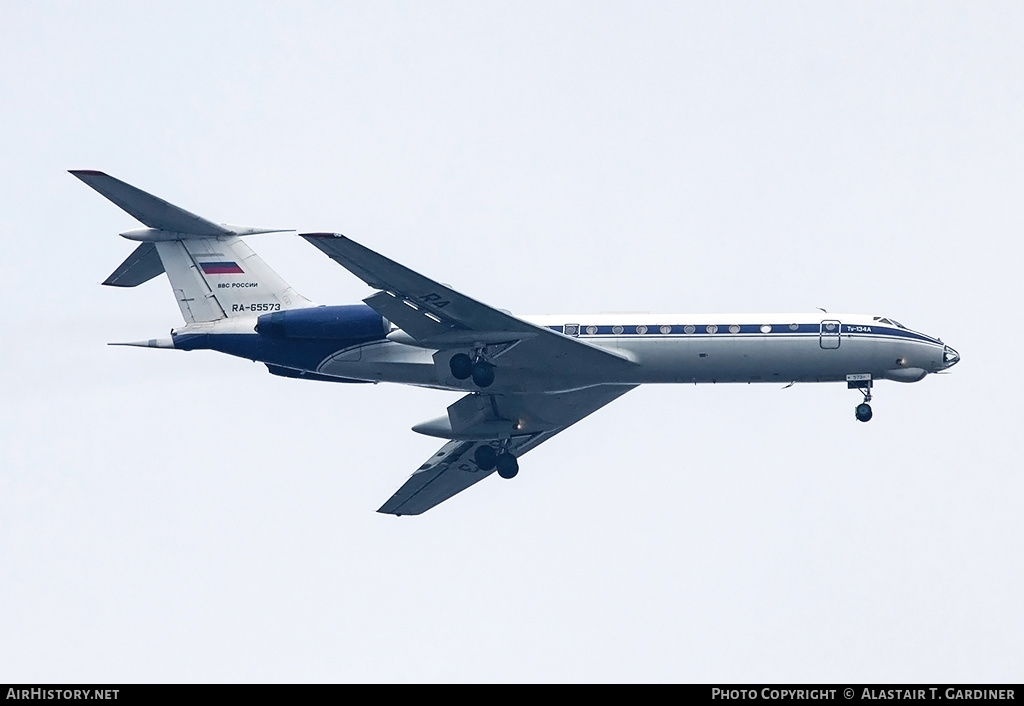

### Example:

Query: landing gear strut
xmin=450 ymin=350 xmax=495 ymax=388
xmin=848 ymin=374 xmax=874 ymax=422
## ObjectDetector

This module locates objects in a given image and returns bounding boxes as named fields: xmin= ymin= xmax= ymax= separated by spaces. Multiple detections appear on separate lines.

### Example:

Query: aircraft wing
xmin=300 ymin=233 xmax=638 ymax=376
xmin=379 ymin=384 xmax=636 ymax=515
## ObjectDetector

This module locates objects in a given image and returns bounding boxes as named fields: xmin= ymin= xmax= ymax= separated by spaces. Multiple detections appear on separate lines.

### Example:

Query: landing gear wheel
xmin=471 ymin=360 xmax=495 ymax=388
xmin=474 ymin=445 xmax=497 ymax=471
xmin=855 ymin=403 xmax=873 ymax=422
xmin=449 ymin=353 xmax=473 ymax=380
xmin=495 ymin=452 xmax=519 ymax=479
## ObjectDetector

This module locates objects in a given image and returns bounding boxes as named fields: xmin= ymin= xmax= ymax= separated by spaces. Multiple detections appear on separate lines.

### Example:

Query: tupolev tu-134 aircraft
xmin=74 ymin=170 xmax=960 ymax=515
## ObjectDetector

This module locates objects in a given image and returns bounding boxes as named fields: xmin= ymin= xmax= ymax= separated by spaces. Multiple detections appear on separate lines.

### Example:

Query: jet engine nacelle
xmin=256 ymin=304 xmax=388 ymax=340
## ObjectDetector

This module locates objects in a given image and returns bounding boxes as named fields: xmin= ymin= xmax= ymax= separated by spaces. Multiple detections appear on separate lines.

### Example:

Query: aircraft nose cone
xmin=942 ymin=345 xmax=960 ymax=369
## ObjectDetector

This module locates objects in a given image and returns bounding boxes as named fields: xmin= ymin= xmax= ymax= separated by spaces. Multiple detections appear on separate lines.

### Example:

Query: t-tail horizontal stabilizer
xmin=70 ymin=170 xmax=288 ymax=238
xmin=103 ymin=241 xmax=165 ymax=287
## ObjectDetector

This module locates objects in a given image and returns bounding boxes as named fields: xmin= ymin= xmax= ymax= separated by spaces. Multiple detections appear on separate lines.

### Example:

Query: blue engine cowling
xmin=256 ymin=305 xmax=389 ymax=341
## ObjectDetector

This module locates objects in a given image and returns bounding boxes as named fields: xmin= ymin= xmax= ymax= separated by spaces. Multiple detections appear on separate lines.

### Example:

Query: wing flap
xmin=364 ymin=290 xmax=453 ymax=340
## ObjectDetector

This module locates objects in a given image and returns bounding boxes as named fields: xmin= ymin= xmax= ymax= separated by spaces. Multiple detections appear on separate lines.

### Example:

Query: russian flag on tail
xmin=200 ymin=261 xmax=245 ymax=275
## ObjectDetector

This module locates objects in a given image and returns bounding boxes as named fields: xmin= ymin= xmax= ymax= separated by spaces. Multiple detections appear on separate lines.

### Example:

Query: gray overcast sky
xmin=1 ymin=1 xmax=1021 ymax=682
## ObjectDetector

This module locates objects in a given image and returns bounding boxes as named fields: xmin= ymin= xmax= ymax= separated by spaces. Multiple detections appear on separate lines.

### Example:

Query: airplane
xmin=73 ymin=170 xmax=961 ymax=515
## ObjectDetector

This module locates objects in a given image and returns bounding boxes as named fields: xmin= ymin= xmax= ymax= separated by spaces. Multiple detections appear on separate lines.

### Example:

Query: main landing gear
xmin=848 ymin=374 xmax=874 ymax=422
xmin=449 ymin=352 xmax=495 ymax=388
xmin=474 ymin=444 xmax=519 ymax=479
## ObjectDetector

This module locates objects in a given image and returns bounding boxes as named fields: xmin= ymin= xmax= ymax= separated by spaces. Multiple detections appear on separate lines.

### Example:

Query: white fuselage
xmin=313 ymin=312 xmax=955 ymax=393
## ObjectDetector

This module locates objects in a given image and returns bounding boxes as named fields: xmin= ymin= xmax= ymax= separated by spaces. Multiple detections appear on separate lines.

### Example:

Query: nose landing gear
xmin=847 ymin=374 xmax=874 ymax=423
xmin=855 ymin=401 xmax=873 ymax=422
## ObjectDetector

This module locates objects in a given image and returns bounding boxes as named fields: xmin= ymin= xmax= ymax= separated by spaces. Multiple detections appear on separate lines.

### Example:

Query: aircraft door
xmin=820 ymin=320 xmax=841 ymax=349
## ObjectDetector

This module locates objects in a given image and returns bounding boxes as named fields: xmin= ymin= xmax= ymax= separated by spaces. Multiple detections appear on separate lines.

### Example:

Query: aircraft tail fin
xmin=75 ymin=170 xmax=313 ymax=323
xmin=153 ymin=236 xmax=313 ymax=323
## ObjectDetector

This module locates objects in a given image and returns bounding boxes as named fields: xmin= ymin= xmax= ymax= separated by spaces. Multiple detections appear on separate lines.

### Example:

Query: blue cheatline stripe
xmin=549 ymin=323 xmax=939 ymax=344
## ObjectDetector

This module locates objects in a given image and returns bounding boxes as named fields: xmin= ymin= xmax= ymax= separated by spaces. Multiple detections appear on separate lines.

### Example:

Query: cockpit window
xmin=873 ymin=316 xmax=907 ymax=329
